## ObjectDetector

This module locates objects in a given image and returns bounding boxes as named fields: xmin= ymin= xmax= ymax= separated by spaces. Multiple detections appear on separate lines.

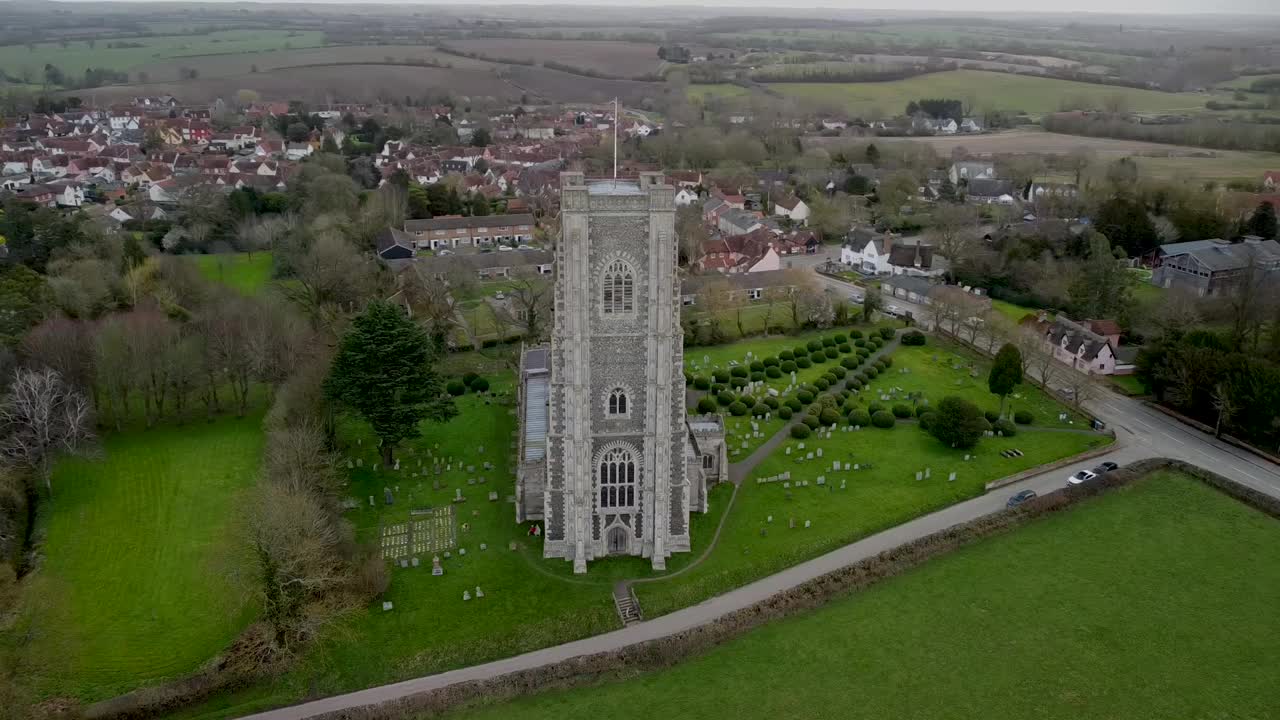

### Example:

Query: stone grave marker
xmin=453 ymin=488 xmax=466 ymax=503
xmin=399 ymin=559 xmax=409 ymax=569
xmin=459 ymin=548 xmax=467 ymax=556
xmin=368 ymin=495 xmax=375 ymax=506
xmin=488 ymin=491 xmax=499 ymax=501
xmin=476 ymin=586 xmax=484 ymax=598
xmin=384 ymin=488 xmax=394 ymax=505
xmin=816 ymin=448 xmax=823 ymax=458
xmin=383 ymin=601 xmax=394 ymax=612
xmin=463 ymin=591 xmax=471 ymax=601
xmin=915 ymin=471 xmax=923 ymax=481
xmin=924 ymin=468 xmax=931 ymax=479
xmin=948 ymin=472 xmax=956 ymax=482
xmin=480 ymin=543 xmax=487 ymax=551
xmin=804 ymin=520 xmax=811 ymax=528
xmin=432 ymin=556 xmax=443 ymax=575
xmin=411 ymin=557 xmax=420 ymax=568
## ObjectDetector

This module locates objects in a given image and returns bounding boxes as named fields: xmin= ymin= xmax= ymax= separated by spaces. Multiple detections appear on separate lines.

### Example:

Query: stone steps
xmin=613 ymin=586 xmax=643 ymax=626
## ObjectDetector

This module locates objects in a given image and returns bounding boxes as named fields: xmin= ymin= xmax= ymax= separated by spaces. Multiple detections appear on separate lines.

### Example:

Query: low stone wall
xmin=310 ymin=457 xmax=1269 ymax=720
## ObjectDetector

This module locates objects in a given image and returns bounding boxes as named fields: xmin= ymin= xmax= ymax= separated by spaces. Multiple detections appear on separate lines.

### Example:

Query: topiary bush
xmin=779 ymin=350 xmax=794 ymax=361
xmin=763 ymin=356 xmax=780 ymax=367
xmin=915 ymin=403 xmax=931 ymax=417
xmin=847 ymin=378 xmax=863 ymax=390
xmin=871 ymin=410 xmax=896 ymax=428
xmin=785 ymin=397 xmax=803 ymax=412
xmin=825 ymin=371 xmax=841 ymax=383
xmin=696 ymin=396 xmax=718 ymax=413
xmin=1014 ymin=410 xmax=1034 ymax=425
xmin=854 ymin=338 xmax=867 ymax=347
xmin=446 ymin=380 xmax=466 ymax=396
xmin=693 ymin=376 xmax=712 ymax=391
xmin=984 ymin=410 xmax=1000 ymax=424
xmin=837 ymin=343 xmax=852 ymax=354
xmin=717 ymin=391 xmax=737 ymax=406
xmin=824 ymin=347 xmax=839 ymax=359
xmin=462 ymin=372 xmax=479 ymax=387
xmin=865 ymin=366 xmax=879 ymax=378
xmin=814 ymin=378 xmax=830 ymax=391
xmin=819 ymin=407 xmax=841 ymax=426
xmin=874 ymin=359 xmax=887 ymax=371
xmin=857 ymin=347 xmax=870 ymax=359
xmin=807 ymin=340 xmax=823 ymax=352
xmin=868 ymin=401 xmax=885 ymax=414
xmin=849 ymin=408 xmax=872 ymax=427
xmin=729 ymin=401 xmax=749 ymax=416
xmin=901 ymin=330 xmax=926 ymax=346
xmin=832 ymin=332 xmax=847 ymax=343
xmin=730 ymin=365 xmax=749 ymax=378
xmin=730 ymin=377 xmax=749 ymax=389
xmin=763 ymin=396 xmax=780 ymax=409
xmin=752 ymin=402 xmax=770 ymax=417
xmin=750 ymin=371 xmax=765 ymax=383
xmin=879 ymin=326 xmax=895 ymax=340
xmin=471 ymin=377 xmax=490 ymax=393
xmin=892 ymin=403 xmax=912 ymax=418
xmin=918 ymin=411 xmax=937 ymax=430
xmin=855 ymin=372 xmax=869 ymax=384
xmin=790 ymin=423 xmax=811 ymax=439
xmin=749 ymin=360 xmax=765 ymax=372
xmin=711 ymin=384 xmax=726 ymax=396
xmin=792 ymin=346 xmax=808 ymax=359
xmin=779 ymin=406 xmax=793 ymax=420
xmin=713 ymin=369 xmax=730 ymax=384
xmin=796 ymin=389 xmax=815 ymax=404
xmin=766 ymin=366 xmax=782 ymax=379
xmin=849 ymin=329 xmax=863 ymax=339
xmin=841 ymin=356 xmax=859 ymax=370
xmin=803 ymin=414 xmax=821 ymax=429
xmin=781 ymin=360 xmax=798 ymax=373
xmin=822 ymin=336 xmax=836 ymax=347
xmin=881 ymin=355 xmax=893 ymax=367
xmin=808 ymin=351 xmax=825 ymax=364
xmin=796 ymin=356 xmax=812 ymax=369
xmin=993 ymin=419 xmax=1017 ymax=437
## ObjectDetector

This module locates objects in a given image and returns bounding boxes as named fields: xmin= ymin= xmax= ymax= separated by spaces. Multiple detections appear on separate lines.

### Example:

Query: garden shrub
xmin=825 ymin=371 xmax=841 ymax=383
xmin=750 ymin=371 xmax=765 ymax=382
xmin=778 ymin=406 xmax=793 ymax=420
xmin=684 ymin=372 xmax=692 ymax=385
xmin=874 ymin=359 xmax=887 ymax=371
xmin=766 ymin=366 xmax=782 ymax=379
xmin=462 ymin=372 xmax=479 ymax=387
xmin=865 ymin=366 xmax=878 ymax=378
xmin=822 ymin=336 xmax=836 ymax=347
xmin=779 ymin=350 xmax=794 ymax=361
xmin=790 ymin=423 xmax=811 ymax=439
xmin=841 ymin=357 xmax=858 ymax=370
xmin=929 ymin=396 xmax=987 ymax=449
xmin=809 ymin=351 xmax=826 ymax=363
xmin=869 ymin=337 xmax=883 ymax=349
xmin=730 ymin=377 xmax=749 ymax=389
xmin=781 ymin=360 xmax=798 ymax=373
xmin=792 ymin=345 xmax=808 ymax=359
xmin=871 ymin=411 xmax=895 ymax=428
xmin=854 ymin=338 xmax=867 ymax=347
xmin=832 ymin=332 xmax=847 ymax=343
xmin=819 ymin=407 xmax=841 ymax=425
xmin=751 ymin=402 xmax=770 ymax=417
xmin=918 ymin=411 xmax=937 ymax=430
xmin=849 ymin=409 xmax=872 ymax=426
xmin=824 ymin=347 xmax=839 ymax=359
xmin=879 ymin=326 xmax=895 ymax=340
xmin=763 ymin=396 xmax=780 ymax=409
xmin=838 ymin=343 xmax=852 ymax=354
xmin=693 ymin=376 xmax=711 ymax=391
xmin=749 ymin=360 xmax=765 ymax=372
xmin=696 ymin=396 xmax=717 ymax=413
xmin=901 ymin=330 xmax=926 ymax=346
xmin=892 ymin=403 xmax=912 ymax=419
xmin=807 ymin=340 xmax=823 ymax=352
xmin=993 ymin=419 xmax=1017 ymax=437
xmin=1014 ymin=410 xmax=1034 ymax=425
xmin=717 ymin=391 xmax=737 ymax=406
xmin=855 ymin=372 xmax=869 ymax=384
xmin=857 ymin=348 xmax=870 ymax=359
xmin=803 ymin=414 xmax=821 ymax=429
xmin=785 ymin=397 xmax=803 ymax=412
xmin=471 ymin=377 xmax=490 ymax=393
xmin=849 ymin=329 xmax=863 ymax=339
xmin=868 ymin=401 xmax=885 ymax=414
xmin=915 ymin=403 xmax=931 ymax=417
xmin=847 ymin=378 xmax=863 ymax=390
xmin=446 ymin=380 xmax=466 ymax=396
xmin=763 ymin=356 xmax=780 ymax=367
xmin=713 ymin=369 xmax=730 ymax=384
xmin=984 ymin=410 xmax=1000 ymax=423
xmin=730 ymin=365 xmax=749 ymax=378
xmin=711 ymin=384 xmax=726 ymax=395
xmin=796 ymin=357 xmax=812 ymax=369
xmin=796 ymin=390 xmax=815 ymax=404
xmin=729 ymin=401 xmax=749 ymax=416
xmin=814 ymin=378 xmax=829 ymax=391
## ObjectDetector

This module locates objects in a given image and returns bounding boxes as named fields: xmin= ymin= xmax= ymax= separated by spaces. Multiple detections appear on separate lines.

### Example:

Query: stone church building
xmin=516 ymin=172 xmax=725 ymax=573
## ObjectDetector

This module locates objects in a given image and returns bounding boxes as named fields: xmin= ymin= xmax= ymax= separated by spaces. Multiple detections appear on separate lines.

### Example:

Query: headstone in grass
xmin=348 ymin=459 xmax=354 ymax=469
xmin=399 ymin=559 xmax=408 ymax=569
xmin=816 ymin=448 xmax=823 ymax=458
xmin=383 ymin=601 xmax=394 ymax=611
xmin=463 ymin=591 xmax=471 ymax=601
xmin=480 ymin=543 xmax=487 ymax=551
xmin=357 ymin=458 xmax=363 ymax=467
xmin=476 ymin=586 xmax=484 ymax=598
xmin=412 ymin=557 xmax=420 ymax=568
xmin=453 ymin=488 xmax=466 ymax=503
xmin=915 ymin=471 xmax=923 ymax=481
xmin=368 ymin=495 xmax=375 ymax=506
xmin=789 ymin=517 xmax=796 ymax=529
xmin=385 ymin=488 xmax=394 ymax=505
xmin=488 ymin=491 xmax=498 ymax=501
xmin=432 ymin=556 xmax=443 ymax=575
xmin=949 ymin=472 xmax=957 ymax=482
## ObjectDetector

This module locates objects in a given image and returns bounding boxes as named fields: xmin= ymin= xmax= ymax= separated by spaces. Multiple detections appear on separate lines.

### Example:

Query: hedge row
xmin=305 ymin=458 xmax=1258 ymax=720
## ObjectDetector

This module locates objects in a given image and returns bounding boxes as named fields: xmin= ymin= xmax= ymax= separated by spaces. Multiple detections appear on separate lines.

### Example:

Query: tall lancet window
xmin=598 ymin=445 xmax=637 ymax=510
xmin=601 ymin=260 xmax=634 ymax=314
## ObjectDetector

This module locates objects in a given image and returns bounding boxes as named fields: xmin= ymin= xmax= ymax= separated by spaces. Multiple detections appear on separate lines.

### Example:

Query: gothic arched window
xmin=598 ymin=445 xmax=636 ymax=510
xmin=601 ymin=260 xmax=634 ymax=314
xmin=607 ymin=388 xmax=628 ymax=416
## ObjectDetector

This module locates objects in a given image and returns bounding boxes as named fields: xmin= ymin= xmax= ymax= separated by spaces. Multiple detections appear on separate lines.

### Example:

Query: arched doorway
xmin=607 ymin=525 xmax=628 ymax=555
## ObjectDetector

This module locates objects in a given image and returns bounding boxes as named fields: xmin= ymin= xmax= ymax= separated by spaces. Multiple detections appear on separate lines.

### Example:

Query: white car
xmin=1067 ymin=469 xmax=1097 ymax=486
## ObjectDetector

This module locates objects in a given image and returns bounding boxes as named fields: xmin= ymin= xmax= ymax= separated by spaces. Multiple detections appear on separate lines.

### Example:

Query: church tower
xmin=541 ymin=172 xmax=690 ymax=573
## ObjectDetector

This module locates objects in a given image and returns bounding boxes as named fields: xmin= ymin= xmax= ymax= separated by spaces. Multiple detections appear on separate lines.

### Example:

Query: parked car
xmin=1006 ymin=489 xmax=1037 ymax=508
xmin=1092 ymin=461 xmax=1119 ymax=474
xmin=1067 ymin=469 xmax=1097 ymax=486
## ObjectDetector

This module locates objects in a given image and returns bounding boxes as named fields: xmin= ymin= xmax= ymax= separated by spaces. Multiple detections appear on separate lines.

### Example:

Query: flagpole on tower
xmin=613 ymin=97 xmax=618 ymax=179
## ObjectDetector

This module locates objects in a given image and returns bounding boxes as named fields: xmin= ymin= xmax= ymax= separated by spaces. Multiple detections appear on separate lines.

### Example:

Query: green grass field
xmin=4 ymin=416 xmax=264 ymax=702
xmin=456 ymin=470 xmax=1280 ymax=720
xmin=692 ymin=70 xmax=1211 ymax=116
xmin=640 ymin=339 xmax=1107 ymax=616
xmin=0 ymin=30 xmax=325 ymax=81
xmin=192 ymin=253 xmax=274 ymax=295
xmin=989 ymin=298 xmax=1038 ymax=324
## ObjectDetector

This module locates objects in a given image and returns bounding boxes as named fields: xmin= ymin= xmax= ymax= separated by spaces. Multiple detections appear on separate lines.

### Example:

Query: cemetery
xmin=453 ymin=470 xmax=1280 ymax=720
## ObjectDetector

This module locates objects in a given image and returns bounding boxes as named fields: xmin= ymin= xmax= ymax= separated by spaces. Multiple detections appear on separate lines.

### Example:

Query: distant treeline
xmin=434 ymin=43 xmax=660 ymax=82
xmin=1042 ymin=112 xmax=1280 ymax=153
xmin=750 ymin=62 xmax=953 ymax=84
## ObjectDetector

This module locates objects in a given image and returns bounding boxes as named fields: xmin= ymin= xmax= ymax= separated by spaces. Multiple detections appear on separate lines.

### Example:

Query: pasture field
xmin=3 ymin=415 xmax=264 ymax=702
xmin=192 ymin=252 xmax=273 ymax=295
xmin=455 ymin=470 xmax=1280 ymax=720
xmin=131 ymin=45 xmax=492 ymax=83
xmin=0 ymin=30 xmax=324 ymax=81
xmin=444 ymin=38 xmax=663 ymax=76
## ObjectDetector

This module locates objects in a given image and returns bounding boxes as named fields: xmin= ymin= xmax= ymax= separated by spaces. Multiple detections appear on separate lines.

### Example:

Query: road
xmin=237 ymin=278 xmax=1280 ymax=720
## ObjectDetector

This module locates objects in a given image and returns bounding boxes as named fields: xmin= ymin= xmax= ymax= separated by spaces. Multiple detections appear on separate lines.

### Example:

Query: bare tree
xmin=0 ymin=368 xmax=94 ymax=493
xmin=279 ymin=232 xmax=381 ymax=334
xmin=1059 ymin=366 xmax=1100 ymax=412
xmin=123 ymin=308 xmax=179 ymax=428
xmin=926 ymin=205 xmax=979 ymax=277
xmin=494 ymin=269 xmax=554 ymax=341
xmin=22 ymin=317 xmax=95 ymax=393
xmin=93 ymin=315 xmax=136 ymax=430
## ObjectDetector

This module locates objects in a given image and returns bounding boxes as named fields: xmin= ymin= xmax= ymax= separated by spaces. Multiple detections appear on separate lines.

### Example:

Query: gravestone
xmin=411 ymin=557 xmax=420 ymax=568
xmin=786 ymin=447 xmax=791 ymax=455
xmin=475 ymin=586 xmax=484 ymax=598
xmin=816 ymin=448 xmax=823 ymax=458
xmin=767 ymin=515 xmax=773 ymax=523
xmin=368 ymin=495 xmax=375 ymax=506
xmin=463 ymin=591 xmax=471 ymax=601
xmin=459 ymin=548 xmax=467 ymax=556
xmin=383 ymin=601 xmax=394 ymax=612
xmin=508 ymin=541 xmax=518 ymax=551
xmin=432 ymin=555 xmax=443 ymax=575
xmin=347 ymin=459 xmax=354 ymax=469
xmin=915 ymin=471 xmax=923 ymax=481
xmin=488 ymin=491 xmax=499 ymax=501
xmin=399 ymin=559 xmax=408 ymax=569
xmin=384 ymin=488 xmax=394 ymax=505
xmin=789 ymin=517 xmax=796 ymax=529
xmin=804 ymin=520 xmax=811 ymax=528
xmin=356 ymin=459 xmax=363 ymax=467
xmin=924 ymin=467 xmax=931 ymax=479
xmin=480 ymin=543 xmax=487 ymax=551
xmin=948 ymin=471 xmax=957 ymax=482
xmin=453 ymin=488 xmax=466 ymax=503
xmin=806 ymin=452 xmax=813 ymax=460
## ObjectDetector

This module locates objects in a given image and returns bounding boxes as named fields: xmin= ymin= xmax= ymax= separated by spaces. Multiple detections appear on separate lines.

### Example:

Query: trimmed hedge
xmin=696 ymin=396 xmax=717 ymax=413
xmin=854 ymin=338 xmax=867 ymax=347
xmin=901 ymin=330 xmax=926 ymax=346
xmin=892 ymin=403 xmax=912 ymax=419
xmin=781 ymin=360 xmax=798 ymax=373
xmin=832 ymin=332 xmax=847 ymax=343
xmin=750 ymin=371 xmax=765 ymax=383
xmin=766 ymin=366 xmax=782 ymax=379
xmin=824 ymin=347 xmax=839 ymax=359
xmin=841 ymin=357 xmax=858 ymax=370
xmin=785 ymin=397 xmax=803 ymax=412
xmin=790 ymin=423 xmax=811 ymax=439
xmin=878 ymin=326 xmax=895 ymax=340
xmin=763 ymin=396 xmax=780 ymax=409
xmin=984 ymin=410 xmax=1000 ymax=423
xmin=814 ymin=378 xmax=830 ymax=391
xmin=849 ymin=409 xmax=872 ymax=427
xmin=1014 ymin=410 xmax=1034 ymax=425
xmin=807 ymin=340 xmax=823 ymax=352
xmin=871 ymin=411 xmax=896 ymax=428
xmin=778 ymin=406 xmax=793 ymax=420
xmin=849 ymin=329 xmax=864 ymax=339
xmin=763 ymin=356 xmax=780 ymax=367
xmin=865 ymin=367 xmax=879 ymax=378
xmin=752 ymin=402 xmax=770 ymax=417
xmin=779 ymin=350 xmax=794 ymax=361
xmin=792 ymin=345 xmax=808 ymax=359
xmin=471 ymin=378 xmax=490 ymax=393
xmin=821 ymin=336 xmax=836 ymax=347
xmin=809 ymin=351 xmax=826 ymax=363
xmin=462 ymin=372 xmax=479 ymax=387
xmin=749 ymin=360 xmax=765 ymax=372
xmin=717 ymin=391 xmax=737 ymax=406
xmin=446 ymin=380 xmax=466 ymax=396
xmin=915 ymin=403 xmax=931 ymax=417
xmin=730 ymin=377 xmax=749 ymax=389
xmin=918 ymin=411 xmax=937 ymax=430
xmin=819 ymin=407 xmax=841 ymax=426
xmin=730 ymin=366 xmax=749 ymax=378
xmin=796 ymin=390 xmax=815 ymax=404
xmin=993 ymin=418 xmax=1017 ymax=437
xmin=837 ymin=343 xmax=852 ymax=354
xmin=693 ymin=376 xmax=711 ymax=391
xmin=796 ymin=357 xmax=812 ymax=369
xmin=729 ymin=401 xmax=749 ymax=416
xmin=868 ymin=401 xmax=885 ymax=414
xmin=713 ymin=369 xmax=730 ymax=384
